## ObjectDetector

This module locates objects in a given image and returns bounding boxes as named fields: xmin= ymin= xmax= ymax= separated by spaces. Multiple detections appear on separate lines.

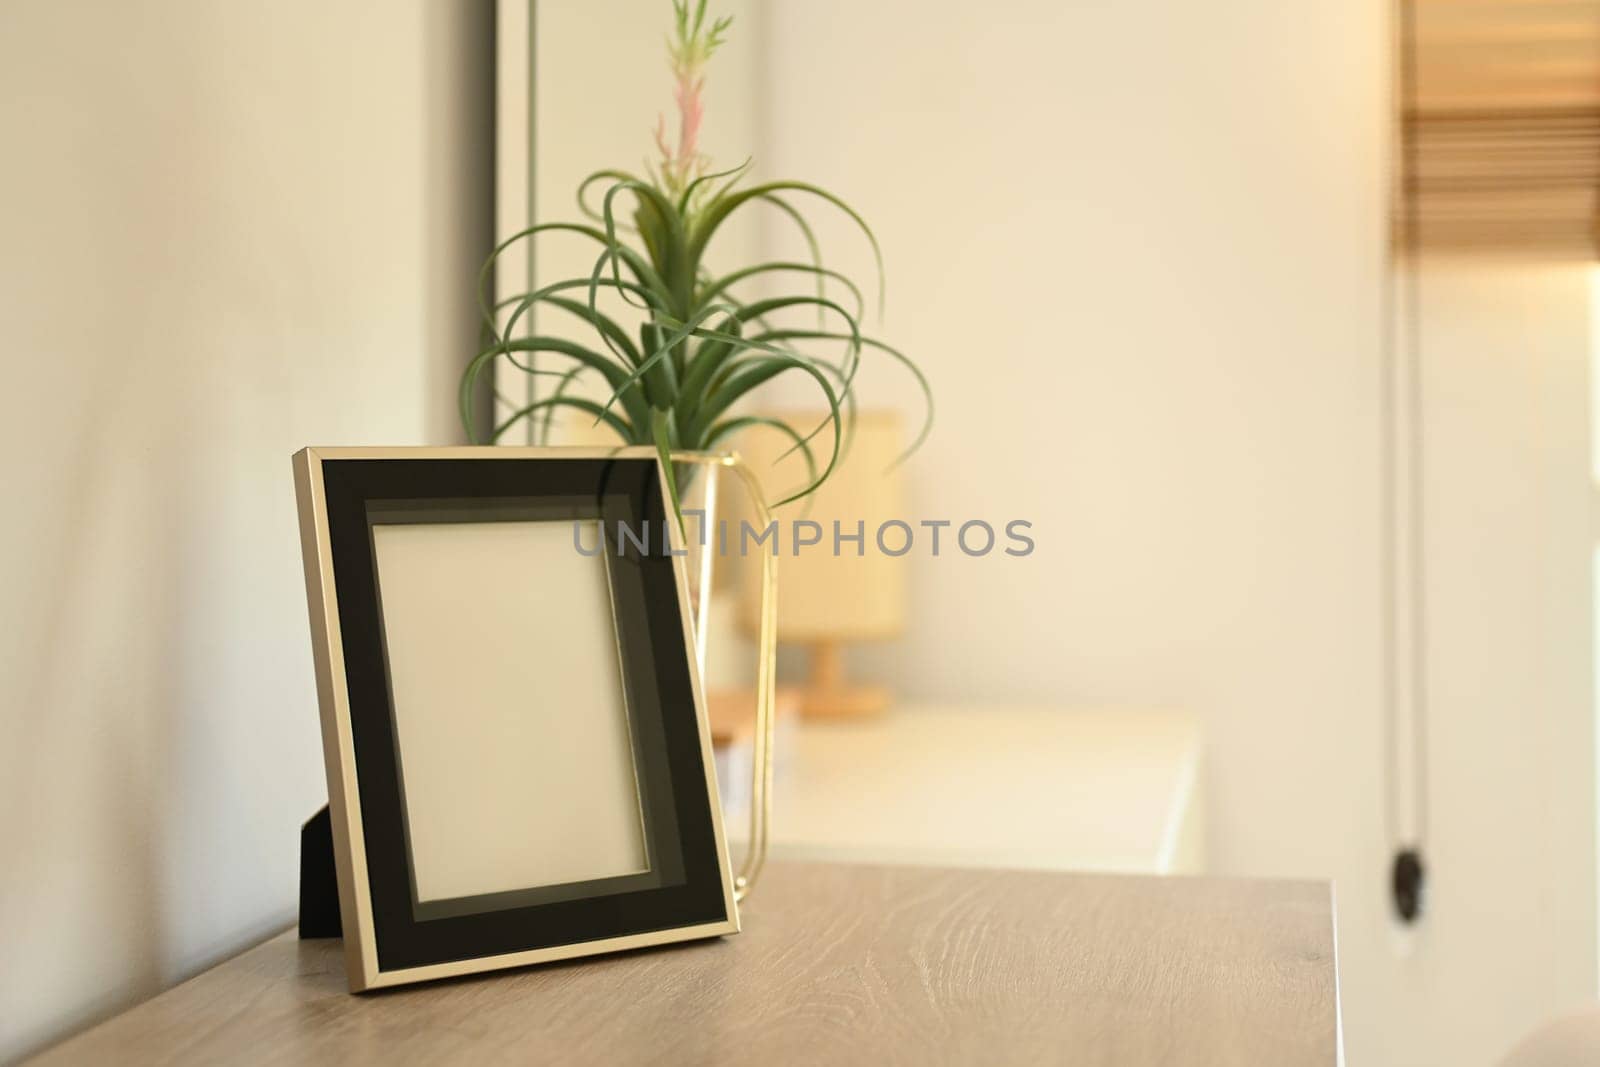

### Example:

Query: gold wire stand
xmin=672 ymin=451 xmax=775 ymax=905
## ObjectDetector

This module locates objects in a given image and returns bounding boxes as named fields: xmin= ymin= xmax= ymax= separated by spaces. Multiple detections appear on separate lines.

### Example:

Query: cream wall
xmin=0 ymin=1 xmax=491 ymax=1059
xmin=1398 ymin=259 xmax=1595 ymax=1059
xmin=754 ymin=1 xmax=1594 ymax=1064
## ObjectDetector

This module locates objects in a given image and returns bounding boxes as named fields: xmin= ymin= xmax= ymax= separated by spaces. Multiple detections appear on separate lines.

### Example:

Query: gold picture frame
xmin=293 ymin=446 xmax=738 ymax=992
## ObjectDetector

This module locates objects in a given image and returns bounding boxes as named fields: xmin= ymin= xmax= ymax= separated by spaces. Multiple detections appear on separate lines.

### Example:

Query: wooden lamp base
xmin=793 ymin=639 xmax=890 ymax=719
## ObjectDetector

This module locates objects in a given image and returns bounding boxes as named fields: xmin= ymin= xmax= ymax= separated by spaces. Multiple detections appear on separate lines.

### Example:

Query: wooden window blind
xmin=1401 ymin=0 xmax=1600 ymax=256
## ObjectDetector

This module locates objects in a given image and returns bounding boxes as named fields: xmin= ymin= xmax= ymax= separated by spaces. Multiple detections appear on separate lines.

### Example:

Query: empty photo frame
xmin=293 ymin=446 xmax=737 ymax=991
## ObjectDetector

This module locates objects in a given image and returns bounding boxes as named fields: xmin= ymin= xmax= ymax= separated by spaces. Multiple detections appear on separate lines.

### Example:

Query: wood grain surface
xmin=30 ymin=862 xmax=1339 ymax=1066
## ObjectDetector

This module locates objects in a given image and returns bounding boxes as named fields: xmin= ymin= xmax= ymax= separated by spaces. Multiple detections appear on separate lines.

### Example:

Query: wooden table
xmin=31 ymin=862 xmax=1339 ymax=1066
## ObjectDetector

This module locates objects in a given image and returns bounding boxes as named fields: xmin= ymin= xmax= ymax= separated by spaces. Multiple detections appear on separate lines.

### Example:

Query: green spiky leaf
xmin=459 ymin=1 xmax=931 ymax=514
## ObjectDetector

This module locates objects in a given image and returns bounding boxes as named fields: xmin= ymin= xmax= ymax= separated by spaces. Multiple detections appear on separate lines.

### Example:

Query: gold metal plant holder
xmin=672 ymin=450 xmax=775 ymax=904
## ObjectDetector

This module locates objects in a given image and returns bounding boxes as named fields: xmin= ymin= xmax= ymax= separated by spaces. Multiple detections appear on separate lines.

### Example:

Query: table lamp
xmin=733 ymin=411 xmax=907 ymax=718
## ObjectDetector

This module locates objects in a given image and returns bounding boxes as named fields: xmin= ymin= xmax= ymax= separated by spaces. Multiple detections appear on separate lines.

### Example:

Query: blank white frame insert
xmin=372 ymin=519 xmax=646 ymax=904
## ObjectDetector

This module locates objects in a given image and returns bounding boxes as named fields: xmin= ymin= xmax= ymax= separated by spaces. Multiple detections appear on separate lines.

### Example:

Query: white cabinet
xmin=723 ymin=706 xmax=1203 ymax=876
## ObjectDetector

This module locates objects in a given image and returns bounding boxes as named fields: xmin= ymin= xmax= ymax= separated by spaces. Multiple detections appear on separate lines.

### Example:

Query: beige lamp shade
xmin=731 ymin=411 xmax=907 ymax=642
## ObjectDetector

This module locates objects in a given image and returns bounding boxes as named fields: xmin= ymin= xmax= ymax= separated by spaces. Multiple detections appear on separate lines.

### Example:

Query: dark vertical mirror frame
xmin=294 ymin=447 xmax=737 ymax=992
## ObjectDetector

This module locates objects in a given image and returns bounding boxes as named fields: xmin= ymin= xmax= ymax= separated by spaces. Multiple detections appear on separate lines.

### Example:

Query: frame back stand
xmin=298 ymin=449 xmax=778 ymax=940
xmin=299 ymin=806 xmax=341 ymax=938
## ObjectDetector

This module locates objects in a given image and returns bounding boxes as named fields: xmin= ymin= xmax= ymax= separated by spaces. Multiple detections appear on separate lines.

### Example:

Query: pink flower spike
xmin=658 ymin=2 xmax=732 ymax=197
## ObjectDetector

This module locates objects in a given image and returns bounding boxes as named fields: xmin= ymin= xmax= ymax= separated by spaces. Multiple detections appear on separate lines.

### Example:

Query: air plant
xmin=460 ymin=0 xmax=931 ymax=515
